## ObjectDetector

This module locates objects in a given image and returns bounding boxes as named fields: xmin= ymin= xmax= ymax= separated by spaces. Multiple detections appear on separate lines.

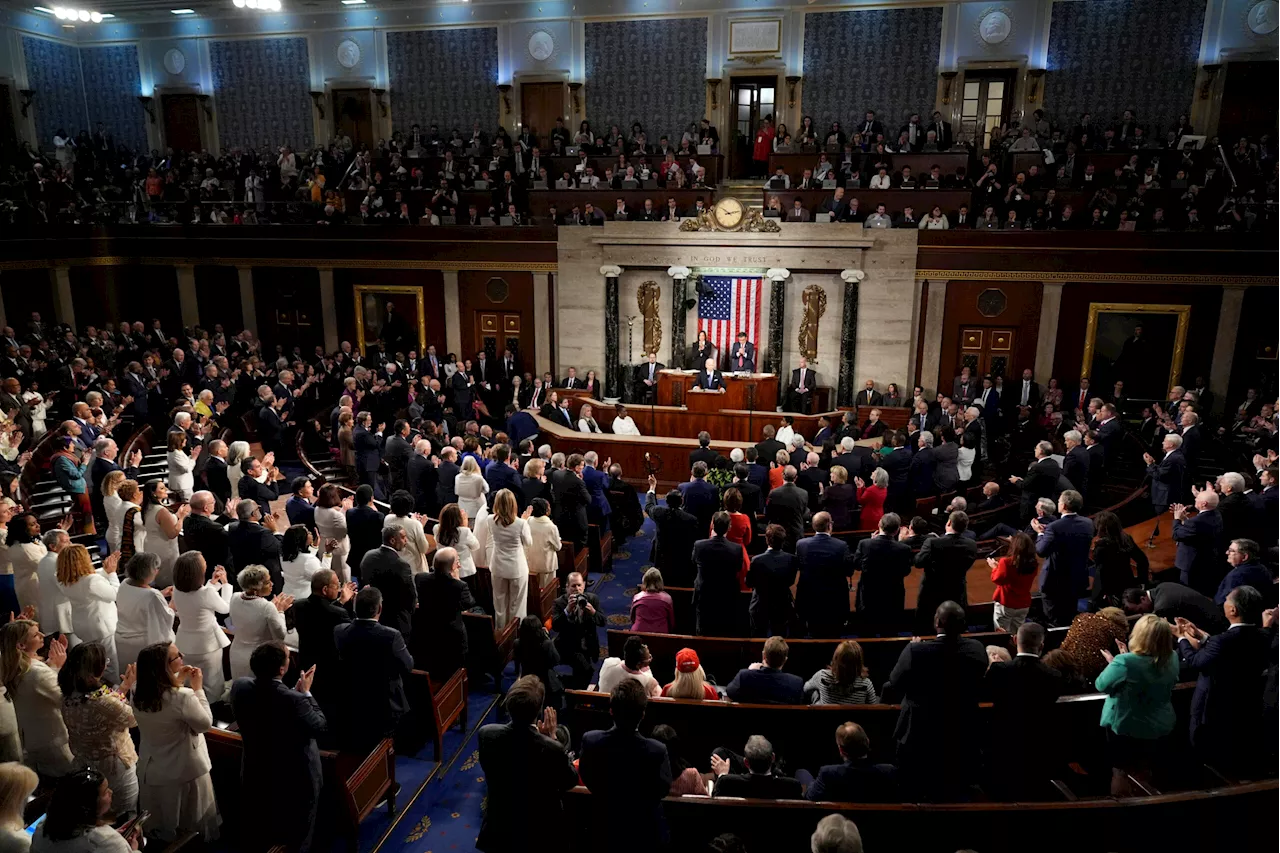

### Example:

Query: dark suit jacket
xmin=856 ymin=388 xmax=883 ymax=407
xmin=795 ymin=533 xmax=853 ymax=633
xmin=693 ymin=536 xmax=746 ymax=636
xmin=485 ymin=462 xmax=524 ymax=510
xmin=755 ymin=438 xmax=786 ymax=466
xmin=238 ymin=476 xmax=279 ymax=516
xmin=913 ymin=533 xmax=977 ymax=615
xmin=694 ymin=369 xmax=725 ymax=391
xmin=183 ymin=513 xmax=233 ymax=574
xmin=724 ymin=342 xmax=757 ymax=373
xmin=383 ymin=434 xmax=413 ymax=483
xmin=688 ymin=446 xmax=723 ymax=472
xmin=1020 ymin=457 xmax=1062 ymax=518
xmin=885 ymin=637 xmax=987 ymax=763
xmin=1149 ymin=582 xmax=1228 ymax=634
xmin=933 ymin=441 xmax=961 ymax=492
xmin=292 ymin=593 xmax=352 ymax=690
xmin=578 ymin=727 xmax=672 ymax=849
xmin=345 ymin=505 xmax=386 ymax=577
xmin=1035 ymin=513 xmax=1094 ymax=601
xmin=790 ymin=367 xmax=817 ymax=395
xmin=725 ymin=665 xmax=805 ymax=704
xmin=552 ymin=470 xmax=592 ymax=546
xmin=204 ymin=456 xmax=232 ymax=505
xmin=679 ymin=478 xmax=720 ymax=532
xmin=853 ymin=535 xmax=913 ymax=614
xmin=435 ymin=460 xmax=460 ymax=507
xmin=909 ymin=446 xmax=937 ymax=496
xmin=713 ymin=771 xmax=803 ymax=799
xmin=1173 ymin=509 xmax=1224 ymax=594
xmin=354 ymin=426 xmax=384 ymax=474
xmin=1148 ymin=449 xmax=1187 ymax=508
xmin=766 ymin=484 xmax=811 ymax=547
xmin=805 ymin=758 xmax=899 ymax=803
xmin=411 ymin=569 xmax=475 ymax=680
xmin=645 ymin=491 xmax=700 ymax=586
xmin=477 ymin=722 xmax=579 ymax=853
xmin=1063 ymin=445 xmax=1091 ymax=493
xmin=407 ymin=454 xmax=438 ymax=514
xmin=333 ymin=618 xmax=414 ymax=747
xmin=360 ymin=546 xmax=417 ymax=637
xmin=228 ymin=521 xmax=282 ymax=592
xmin=1178 ymin=625 xmax=1274 ymax=743
xmin=986 ymin=655 xmax=1064 ymax=770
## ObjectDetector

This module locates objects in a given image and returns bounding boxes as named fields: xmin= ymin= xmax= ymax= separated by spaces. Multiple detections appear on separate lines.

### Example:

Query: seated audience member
xmin=630 ymin=567 xmax=675 ymax=634
xmin=29 ymin=767 xmax=146 ymax=851
xmin=804 ymin=640 xmax=878 ymax=705
xmin=476 ymin=674 xmax=578 ymax=853
xmin=598 ymin=635 xmax=661 ymax=697
xmin=726 ymin=636 xmax=804 ymax=704
xmin=661 ymin=648 xmax=720 ymax=701
xmin=649 ymin=724 xmax=709 ymax=796
xmin=1059 ymin=607 xmax=1132 ymax=684
xmin=710 ymin=735 xmax=803 ymax=799
xmin=804 ymin=722 xmax=899 ymax=803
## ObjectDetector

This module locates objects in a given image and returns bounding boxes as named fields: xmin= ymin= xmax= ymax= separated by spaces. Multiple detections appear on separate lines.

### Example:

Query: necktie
xmin=1022 ymin=382 xmax=1029 ymax=405
xmin=799 ymin=370 xmax=806 ymax=392
xmin=649 ymin=365 xmax=654 ymax=380
xmin=1080 ymin=391 xmax=1086 ymax=408
xmin=738 ymin=348 xmax=744 ymax=369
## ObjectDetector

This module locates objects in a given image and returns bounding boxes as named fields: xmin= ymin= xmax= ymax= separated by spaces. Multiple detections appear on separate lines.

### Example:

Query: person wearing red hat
xmin=661 ymin=648 xmax=720 ymax=701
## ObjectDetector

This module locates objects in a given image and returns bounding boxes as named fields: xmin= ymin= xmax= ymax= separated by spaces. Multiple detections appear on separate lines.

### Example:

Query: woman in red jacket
xmin=987 ymin=531 xmax=1039 ymax=633
xmin=721 ymin=487 xmax=753 ymax=588
xmin=752 ymin=117 xmax=776 ymax=177
xmin=854 ymin=468 xmax=888 ymax=530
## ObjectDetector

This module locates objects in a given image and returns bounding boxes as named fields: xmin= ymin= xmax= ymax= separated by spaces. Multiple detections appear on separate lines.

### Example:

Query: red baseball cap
xmin=675 ymin=648 xmax=701 ymax=673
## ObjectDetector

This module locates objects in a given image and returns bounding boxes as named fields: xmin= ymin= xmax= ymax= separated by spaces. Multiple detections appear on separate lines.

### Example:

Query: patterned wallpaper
xmin=79 ymin=44 xmax=148 ymax=154
xmin=22 ymin=36 xmax=88 ymax=149
xmin=387 ymin=28 xmax=498 ymax=131
xmin=585 ymin=18 xmax=708 ymax=143
xmin=1046 ymin=0 xmax=1206 ymax=137
xmin=210 ymin=37 xmax=313 ymax=151
xmin=802 ymin=8 xmax=944 ymax=135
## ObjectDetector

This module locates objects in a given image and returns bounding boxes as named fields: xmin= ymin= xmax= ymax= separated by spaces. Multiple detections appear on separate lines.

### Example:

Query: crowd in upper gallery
xmin=0 ymin=104 xmax=1273 ymax=231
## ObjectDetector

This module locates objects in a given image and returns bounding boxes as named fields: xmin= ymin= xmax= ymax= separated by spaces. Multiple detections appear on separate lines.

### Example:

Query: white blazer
xmin=133 ymin=686 xmax=213 ymax=785
xmin=433 ymin=522 xmax=480 ymax=578
xmin=59 ymin=570 xmax=121 ymax=642
xmin=173 ymin=583 xmax=232 ymax=655
xmin=9 ymin=542 xmax=46 ymax=613
xmin=167 ymin=449 xmax=195 ymax=498
xmin=228 ymin=594 xmax=287 ymax=680
xmin=12 ymin=659 xmax=69 ymax=753
xmin=383 ymin=513 xmax=430 ymax=573
xmin=524 ymin=515 xmax=562 ymax=577
xmin=486 ymin=517 xmax=532 ymax=580
xmin=454 ymin=472 xmax=490 ymax=520
xmin=114 ymin=580 xmax=175 ymax=668
xmin=106 ymin=500 xmax=142 ymax=554
xmin=36 ymin=551 xmax=73 ymax=636
xmin=282 ymin=549 xmax=325 ymax=600
xmin=611 ymin=416 xmax=640 ymax=436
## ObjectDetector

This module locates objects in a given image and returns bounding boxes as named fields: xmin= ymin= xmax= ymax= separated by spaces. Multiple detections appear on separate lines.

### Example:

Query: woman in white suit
xmin=384 ymin=491 xmax=431 ymax=573
xmin=313 ymin=484 xmax=352 ymax=583
xmin=170 ymin=553 xmax=231 ymax=705
xmin=114 ymin=552 xmax=175 ymax=670
xmin=0 ymin=619 xmax=74 ymax=776
xmin=487 ymin=490 xmax=532 ymax=629
xmin=131 ymin=642 xmax=220 ymax=842
xmin=55 ymin=546 xmax=122 ymax=684
xmin=433 ymin=504 xmax=482 ymax=598
xmin=5 ymin=512 xmax=48 ymax=615
xmin=523 ymin=497 xmax=562 ymax=583
xmin=105 ymin=479 xmax=142 ymax=556
xmin=141 ymin=481 xmax=187 ymax=589
xmin=228 ymin=566 xmax=290 ymax=682
xmin=453 ymin=456 xmax=490 ymax=521
xmin=165 ymin=431 xmax=199 ymax=502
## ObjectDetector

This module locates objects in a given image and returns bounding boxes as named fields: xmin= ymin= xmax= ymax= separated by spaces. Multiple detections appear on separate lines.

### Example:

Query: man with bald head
xmin=184 ymin=490 xmax=235 ymax=573
xmin=766 ymin=464 xmax=810 ymax=550
xmin=795 ymin=511 xmax=854 ymax=637
xmin=406 ymin=438 xmax=438 ymax=514
xmin=89 ymin=436 xmax=141 ymax=523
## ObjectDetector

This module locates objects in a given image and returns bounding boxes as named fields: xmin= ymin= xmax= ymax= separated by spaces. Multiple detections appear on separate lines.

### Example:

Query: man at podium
xmin=727 ymin=331 xmax=757 ymax=373
xmin=695 ymin=357 xmax=726 ymax=393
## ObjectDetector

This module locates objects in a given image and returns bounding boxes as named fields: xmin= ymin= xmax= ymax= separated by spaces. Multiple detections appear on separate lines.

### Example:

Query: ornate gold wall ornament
xmin=679 ymin=201 xmax=780 ymax=233
xmin=798 ymin=284 xmax=827 ymax=361
xmin=637 ymin=280 xmax=662 ymax=356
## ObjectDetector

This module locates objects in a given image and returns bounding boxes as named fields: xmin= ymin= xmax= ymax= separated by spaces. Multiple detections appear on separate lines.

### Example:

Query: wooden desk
xmin=528 ymin=189 xmax=714 ymax=218
xmin=768 ymin=151 xmax=970 ymax=179
xmin=762 ymin=188 xmax=973 ymax=216
xmin=546 ymin=154 xmax=723 ymax=186
xmin=657 ymin=370 xmax=778 ymax=412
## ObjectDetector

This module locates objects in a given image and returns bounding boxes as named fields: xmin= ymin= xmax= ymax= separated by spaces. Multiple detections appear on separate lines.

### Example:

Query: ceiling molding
xmin=914 ymin=269 xmax=1277 ymax=286
xmin=0 ymin=256 xmax=558 ymax=272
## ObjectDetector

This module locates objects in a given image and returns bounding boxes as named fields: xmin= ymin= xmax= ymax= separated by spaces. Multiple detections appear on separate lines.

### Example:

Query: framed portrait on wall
xmin=1080 ymin=302 xmax=1191 ymax=400
xmin=353 ymin=284 xmax=427 ymax=358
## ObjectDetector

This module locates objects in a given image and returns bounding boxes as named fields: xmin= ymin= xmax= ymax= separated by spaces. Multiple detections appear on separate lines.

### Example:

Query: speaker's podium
xmin=657 ymin=370 xmax=779 ymax=413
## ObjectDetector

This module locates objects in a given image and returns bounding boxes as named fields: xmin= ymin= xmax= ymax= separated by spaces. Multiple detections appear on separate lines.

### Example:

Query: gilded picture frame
xmin=353 ymin=284 xmax=427 ymax=356
xmin=1080 ymin=302 xmax=1191 ymax=398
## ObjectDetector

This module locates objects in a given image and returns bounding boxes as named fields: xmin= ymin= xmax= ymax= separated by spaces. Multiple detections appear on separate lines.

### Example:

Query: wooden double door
xmin=332 ymin=88 xmax=374 ymax=149
xmin=161 ymin=94 xmax=202 ymax=154
xmin=958 ymin=326 xmax=1016 ymax=379
xmin=520 ymin=83 xmax=564 ymax=145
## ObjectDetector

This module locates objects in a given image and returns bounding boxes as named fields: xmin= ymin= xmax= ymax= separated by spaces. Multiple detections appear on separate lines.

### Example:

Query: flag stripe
xmin=697 ymin=276 xmax=763 ymax=366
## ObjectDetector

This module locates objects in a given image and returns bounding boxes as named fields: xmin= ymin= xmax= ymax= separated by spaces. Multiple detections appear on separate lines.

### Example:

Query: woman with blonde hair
xmin=170 ymin=552 xmax=231 ymax=705
xmin=108 ymin=480 xmax=143 ymax=557
xmin=99 ymin=470 xmax=126 ymax=547
xmin=228 ymin=565 xmax=291 ymax=682
xmin=487 ymin=489 xmax=532 ymax=629
xmin=1095 ymin=613 xmax=1179 ymax=796
xmin=660 ymin=648 xmax=718 ymax=700
xmin=804 ymin=640 xmax=878 ymax=705
xmin=166 ymin=430 xmax=199 ymax=502
xmin=454 ymin=455 xmax=490 ymax=521
xmin=56 ymin=547 xmax=123 ymax=684
xmin=0 ymin=761 xmax=38 ymax=848
xmin=0 ymin=619 xmax=73 ymax=776
xmin=225 ymin=441 xmax=252 ymax=497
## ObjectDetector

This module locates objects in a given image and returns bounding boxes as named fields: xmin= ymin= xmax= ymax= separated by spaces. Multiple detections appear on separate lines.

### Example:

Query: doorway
xmin=458 ymin=271 xmax=533 ymax=365
xmin=958 ymin=69 xmax=1016 ymax=152
xmin=729 ymin=76 xmax=777 ymax=178
xmin=331 ymin=89 xmax=373 ymax=149
xmin=1218 ymin=60 xmax=1277 ymax=144
xmin=161 ymin=94 xmax=202 ymax=154
xmin=958 ymin=327 xmax=1016 ymax=379
xmin=0 ymin=84 xmax=17 ymax=155
xmin=472 ymin=312 xmax=524 ymax=364
xmin=519 ymin=82 xmax=563 ymax=147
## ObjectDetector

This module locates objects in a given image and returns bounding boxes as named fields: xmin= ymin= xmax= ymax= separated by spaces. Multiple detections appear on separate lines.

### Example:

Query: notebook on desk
xmin=473 ymin=180 xmax=489 ymax=190
xmin=815 ymin=212 xmax=832 ymax=223
xmin=697 ymin=144 xmax=712 ymax=155
xmin=532 ymin=180 xmax=547 ymax=190
xmin=822 ymin=178 xmax=837 ymax=189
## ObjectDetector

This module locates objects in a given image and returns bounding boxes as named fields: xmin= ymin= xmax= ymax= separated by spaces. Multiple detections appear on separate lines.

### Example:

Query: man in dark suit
xmin=1124 ymin=582 xmax=1228 ymax=634
xmin=913 ymin=511 xmax=979 ymax=633
xmin=291 ymin=569 xmax=354 ymax=716
xmin=382 ymin=420 xmax=414 ymax=494
xmin=228 ymin=499 xmax=283 ymax=592
xmin=434 ymin=446 xmax=461 ymax=508
xmin=407 ymin=440 xmax=439 ymax=515
xmin=710 ymin=734 xmax=802 ymax=798
xmin=1145 ymin=433 xmax=1188 ymax=513
xmin=345 ymin=484 xmax=386 ymax=578
xmin=856 ymin=380 xmax=882 ymax=408
xmin=725 ymin=332 xmax=756 ymax=373
xmin=578 ymin=679 xmax=672 ymax=850
xmin=755 ymin=425 xmax=786 ymax=469
xmin=832 ymin=437 xmax=872 ymax=483
xmin=229 ymin=643 xmax=328 ymax=853
xmin=796 ymin=453 xmax=829 ymax=511
xmin=581 ymin=451 xmax=612 ymax=529
xmin=635 ymin=353 xmax=664 ymax=402
xmin=88 ymin=437 xmax=140 ymax=521
xmin=353 ymin=412 xmax=385 ymax=492
xmin=643 ymin=480 xmax=700 ymax=587
xmin=879 ymin=434 xmax=913 ymax=515
xmin=909 ymin=432 xmax=938 ymax=497
xmin=766 ymin=466 xmax=811 ymax=551
xmin=203 ymin=441 xmax=232 ymax=507
xmin=477 ymin=675 xmax=579 ymax=853
xmin=237 ymin=456 xmax=280 ymax=517
xmin=552 ymin=454 xmax=592 ymax=547
xmin=693 ymin=512 xmax=747 ymax=636
xmin=410 ymin=548 xmax=476 ymax=682
xmin=725 ymin=635 xmax=805 ymax=703
xmin=984 ymin=622 xmax=1065 ymax=792
xmin=484 ymin=443 xmax=524 ymax=510
xmin=1011 ymin=441 xmax=1062 ymax=523
xmin=1175 ymin=585 xmax=1274 ymax=770
xmin=333 ymin=587 xmax=415 ymax=751
xmin=794 ymin=512 xmax=853 ymax=637
xmin=359 ymin=525 xmax=417 ymax=638
xmin=183 ymin=491 xmax=234 ymax=574
xmin=1214 ymin=538 xmax=1273 ymax=605
xmin=730 ymin=463 xmax=764 ymax=519
xmin=928 ymin=111 xmax=953 ymax=149
xmin=788 ymin=357 xmax=816 ymax=413
xmin=805 ymin=722 xmax=900 ymax=803
xmin=1011 ymin=368 xmax=1041 ymax=410
xmin=1172 ymin=488 xmax=1225 ymax=596
xmin=1034 ymin=490 xmax=1094 ymax=627
xmin=552 ymin=571 xmax=606 ymax=689
xmin=746 ymin=524 xmax=796 ymax=637
xmin=1094 ymin=403 xmax=1124 ymax=465
xmin=689 ymin=432 xmax=723 ymax=471
xmin=1062 ymin=430 xmax=1091 ymax=494
xmin=882 ymin=602 xmax=988 ymax=798
xmin=695 ymin=356 xmax=724 ymax=393
xmin=853 ymin=513 xmax=913 ymax=636
xmin=679 ymin=461 xmax=720 ymax=532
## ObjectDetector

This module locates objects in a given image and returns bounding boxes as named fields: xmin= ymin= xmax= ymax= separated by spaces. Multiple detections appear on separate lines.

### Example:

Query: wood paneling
xmin=68 ymin=266 xmax=180 ymax=333
xmin=1227 ymin=287 xmax=1278 ymax=408
xmin=520 ymin=82 xmax=564 ymax=143
xmin=332 ymin=269 xmax=446 ymax=354
xmin=161 ymin=94 xmax=202 ymax=154
xmin=458 ymin=270 xmax=534 ymax=363
xmin=252 ymin=267 xmax=322 ymax=354
xmin=195 ymin=265 xmax=244 ymax=334
xmin=0 ymin=269 xmax=56 ymax=331
xmin=935 ymin=281 xmax=1041 ymax=394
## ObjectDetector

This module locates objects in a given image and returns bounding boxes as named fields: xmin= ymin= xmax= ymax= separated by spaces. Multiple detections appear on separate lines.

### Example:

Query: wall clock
xmin=336 ymin=38 xmax=362 ymax=70
xmin=163 ymin=48 xmax=186 ymax=76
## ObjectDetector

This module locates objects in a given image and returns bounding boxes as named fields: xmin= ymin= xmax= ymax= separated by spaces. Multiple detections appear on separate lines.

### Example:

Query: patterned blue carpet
xmin=365 ymin=513 xmax=657 ymax=852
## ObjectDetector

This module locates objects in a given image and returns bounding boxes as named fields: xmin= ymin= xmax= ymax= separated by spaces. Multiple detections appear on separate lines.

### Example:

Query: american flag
xmin=697 ymin=275 xmax=763 ymax=361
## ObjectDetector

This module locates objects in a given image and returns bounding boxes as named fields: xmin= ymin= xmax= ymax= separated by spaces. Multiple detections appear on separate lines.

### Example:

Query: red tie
xmin=1080 ymin=391 xmax=1086 ymax=408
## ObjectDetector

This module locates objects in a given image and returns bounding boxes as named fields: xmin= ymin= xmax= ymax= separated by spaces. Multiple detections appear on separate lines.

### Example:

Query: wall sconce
xmin=939 ymin=71 xmax=959 ymax=105
xmin=568 ymin=82 xmax=582 ymax=115
xmin=137 ymin=96 xmax=156 ymax=124
xmin=196 ymin=94 xmax=213 ymax=119
xmin=785 ymin=76 xmax=802 ymax=109
xmin=309 ymin=91 xmax=326 ymax=119
xmin=1025 ymin=69 xmax=1046 ymax=104
xmin=706 ymin=78 xmax=721 ymax=110
xmin=19 ymin=90 xmax=35 ymax=118
xmin=371 ymin=88 xmax=387 ymax=117
xmin=497 ymin=84 xmax=513 ymax=115
xmin=1199 ymin=64 xmax=1223 ymax=100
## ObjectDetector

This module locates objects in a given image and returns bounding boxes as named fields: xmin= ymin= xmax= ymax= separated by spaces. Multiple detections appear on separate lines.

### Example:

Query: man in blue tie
xmin=635 ymin=352 xmax=664 ymax=402
xmin=697 ymin=357 xmax=725 ymax=393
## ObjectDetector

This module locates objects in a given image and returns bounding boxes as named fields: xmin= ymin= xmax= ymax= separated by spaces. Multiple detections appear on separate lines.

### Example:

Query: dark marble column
xmin=767 ymin=273 xmax=787 ymax=406
xmin=668 ymin=267 xmax=691 ymax=369
xmin=602 ymin=265 xmax=622 ymax=399
xmin=837 ymin=269 xmax=865 ymax=407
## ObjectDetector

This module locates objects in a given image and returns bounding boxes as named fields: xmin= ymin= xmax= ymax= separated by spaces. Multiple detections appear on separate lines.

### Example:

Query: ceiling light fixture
xmin=170 ymin=8 xmax=196 ymax=13
xmin=233 ymin=0 xmax=281 ymax=9
xmin=50 ymin=6 xmax=106 ymax=21
xmin=341 ymin=0 xmax=366 ymax=5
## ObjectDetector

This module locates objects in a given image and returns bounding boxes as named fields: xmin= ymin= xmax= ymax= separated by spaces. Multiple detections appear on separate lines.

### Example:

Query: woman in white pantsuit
xmin=486 ymin=490 xmax=532 ymax=629
xmin=1 ymin=619 xmax=75 ymax=777
xmin=313 ymin=484 xmax=352 ymax=583
xmin=228 ymin=566 xmax=290 ymax=681
xmin=170 ymin=553 xmax=231 ymax=705
xmin=57 ymin=547 xmax=122 ymax=685
xmin=114 ymin=552 xmax=176 ymax=670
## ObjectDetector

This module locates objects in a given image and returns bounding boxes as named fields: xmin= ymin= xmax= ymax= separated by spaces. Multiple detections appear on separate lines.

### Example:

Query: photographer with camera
xmin=551 ymin=571 xmax=604 ymax=689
